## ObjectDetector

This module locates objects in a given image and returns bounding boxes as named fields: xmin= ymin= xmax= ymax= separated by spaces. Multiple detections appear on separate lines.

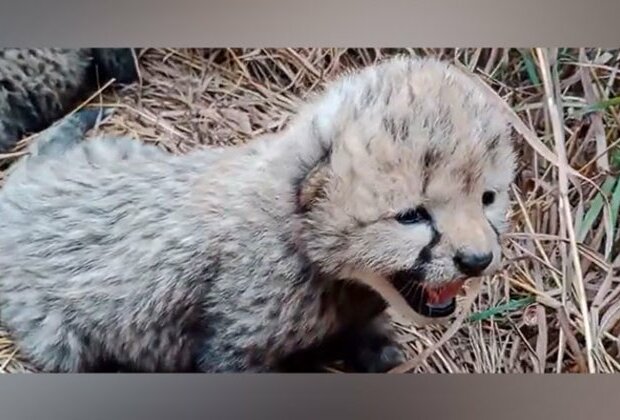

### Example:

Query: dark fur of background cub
xmin=0 ymin=48 xmax=138 ymax=153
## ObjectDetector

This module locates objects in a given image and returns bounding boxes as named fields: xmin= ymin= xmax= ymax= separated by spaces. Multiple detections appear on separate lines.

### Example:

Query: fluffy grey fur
xmin=0 ymin=57 xmax=515 ymax=373
xmin=0 ymin=48 xmax=138 ymax=153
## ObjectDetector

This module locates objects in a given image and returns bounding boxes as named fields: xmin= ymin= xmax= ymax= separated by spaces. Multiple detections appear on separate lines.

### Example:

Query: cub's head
xmin=293 ymin=57 xmax=515 ymax=317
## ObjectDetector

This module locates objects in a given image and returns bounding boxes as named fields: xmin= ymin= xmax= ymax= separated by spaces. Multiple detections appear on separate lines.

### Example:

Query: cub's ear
xmin=297 ymin=160 xmax=331 ymax=213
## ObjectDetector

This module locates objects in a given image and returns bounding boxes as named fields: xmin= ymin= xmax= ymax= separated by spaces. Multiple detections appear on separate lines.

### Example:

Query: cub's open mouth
xmin=387 ymin=269 xmax=469 ymax=319
xmin=404 ymin=279 xmax=466 ymax=318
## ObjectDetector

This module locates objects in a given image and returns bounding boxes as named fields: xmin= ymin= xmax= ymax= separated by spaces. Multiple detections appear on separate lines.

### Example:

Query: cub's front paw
xmin=348 ymin=332 xmax=406 ymax=373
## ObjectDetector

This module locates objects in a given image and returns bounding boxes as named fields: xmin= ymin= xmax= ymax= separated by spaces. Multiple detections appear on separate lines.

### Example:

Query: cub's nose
xmin=454 ymin=251 xmax=493 ymax=276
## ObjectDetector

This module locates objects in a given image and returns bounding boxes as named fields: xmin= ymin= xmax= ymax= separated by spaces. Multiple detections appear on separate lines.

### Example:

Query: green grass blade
xmin=577 ymin=176 xmax=618 ymax=242
xmin=468 ymin=296 xmax=536 ymax=323
xmin=611 ymin=147 xmax=620 ymax=171
xmin=518 ymin=49 xmax=541 ymax=86
xmin=611 ymin=176 xmax=620 ymax=237
xmin=582 ymin=96 xmax=620 ymax=115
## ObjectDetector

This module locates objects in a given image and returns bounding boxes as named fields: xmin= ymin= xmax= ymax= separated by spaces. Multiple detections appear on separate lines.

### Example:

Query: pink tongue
xmin=425 ymin=280 xmax=465 ymax=305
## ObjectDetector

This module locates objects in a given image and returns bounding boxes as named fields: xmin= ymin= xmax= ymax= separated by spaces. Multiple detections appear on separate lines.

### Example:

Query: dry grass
xmin=1 ymin=48 xmax=619 ymax=373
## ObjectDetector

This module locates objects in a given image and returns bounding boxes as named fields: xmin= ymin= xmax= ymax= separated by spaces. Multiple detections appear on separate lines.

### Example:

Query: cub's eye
xmin=395 ymin=207 xmax=431 ymax=225
xmin=482 ymin=191 xmax=496 ymax=206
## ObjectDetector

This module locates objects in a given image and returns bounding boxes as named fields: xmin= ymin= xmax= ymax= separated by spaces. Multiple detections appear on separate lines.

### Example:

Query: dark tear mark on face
xmin=415 ymin=224 xmax=441 ymax=267
xmin=391 ymin=222 xmax=441 ymax=286
xmin=389 ymin=223 xmax=443 ymax=313
xmin=390 ymin=223 xmax=458 ymax=318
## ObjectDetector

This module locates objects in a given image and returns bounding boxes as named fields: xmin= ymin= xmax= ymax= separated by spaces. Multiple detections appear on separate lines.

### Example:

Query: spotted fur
xmin=0 ymin=48 xmax=138 ymax=153
xmin=0 ymin=57 xmax=515 ymax=372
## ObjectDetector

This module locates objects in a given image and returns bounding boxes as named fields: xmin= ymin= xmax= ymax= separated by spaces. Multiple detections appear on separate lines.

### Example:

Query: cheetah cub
xmin=0 ymin=48 xmax=138 ymax=153
xmin=0 ymin=57 xmax=515 ymax=373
